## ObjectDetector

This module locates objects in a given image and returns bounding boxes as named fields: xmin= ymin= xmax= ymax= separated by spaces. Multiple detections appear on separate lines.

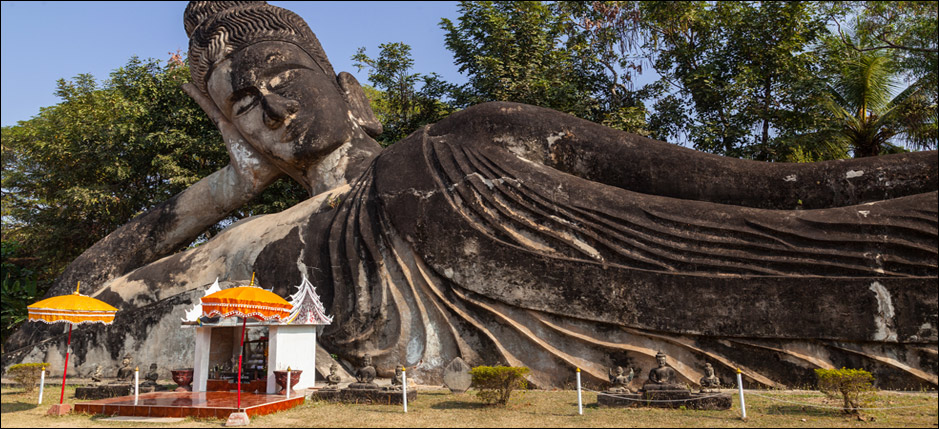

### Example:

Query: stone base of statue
xmin=309 ymin=385 xmax=417 ymax=405
xmin=597 ymin=387 xmax=731 ymax=410
xmin=346 ymin=382 xmax=380 ymax=390
xmin=224 ymin=411 xmax=250 ymax=426
xmin=74 ymin=383 xmax=163 ymax=400
xmin=46 ymin=404 xmax=72 ymax=415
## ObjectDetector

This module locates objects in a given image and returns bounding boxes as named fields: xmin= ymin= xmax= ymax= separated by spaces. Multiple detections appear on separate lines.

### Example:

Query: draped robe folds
xmin=300 ymin=102 xmax=938 ymax=389
xmin=4 ymin=102 xmax=935 ymax=390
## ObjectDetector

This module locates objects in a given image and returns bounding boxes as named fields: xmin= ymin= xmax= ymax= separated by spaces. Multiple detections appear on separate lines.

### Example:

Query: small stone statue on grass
xmin=699 ymin=363 xmax=721 ymax=393
xmin=607 ymin=366 xmax=635 ymax=393
xmin=642 ymin=351 xmax=685 ymax=391
xmin=90 ymin=365 xmax=104 ymax=386
xmin=141 ymin=363 xmax=160 ymax=387
xmin=383 ymin=365 xmax=405 ymax=391
xmin=349 ymin=354 xmax=378 ymax=390
xmin=323 ymin=363 xmax=342 ymax=390
xmin=115 ymin=356 xmax=134 ymax=383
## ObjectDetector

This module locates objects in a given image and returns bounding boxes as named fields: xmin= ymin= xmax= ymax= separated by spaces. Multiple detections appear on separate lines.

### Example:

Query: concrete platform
xmin=73 ymin=391 xmax=304 ymax=419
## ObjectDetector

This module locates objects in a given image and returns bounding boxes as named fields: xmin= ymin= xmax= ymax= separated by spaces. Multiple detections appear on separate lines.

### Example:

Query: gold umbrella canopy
xmin=27 ymin=287 xmax=119 ymax=325
xmin=26 ymin=281 xmax=119 ymax=412
xmin=200 ymin=285 xmax=292 ymax=321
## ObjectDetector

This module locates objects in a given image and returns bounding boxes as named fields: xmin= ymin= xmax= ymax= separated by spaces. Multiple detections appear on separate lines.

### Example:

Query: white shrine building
xmin=183 ymin=275 xmax=332 ymax=394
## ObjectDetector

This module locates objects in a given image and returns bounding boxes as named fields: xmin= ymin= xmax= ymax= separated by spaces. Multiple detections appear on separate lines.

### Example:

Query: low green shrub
xmin=469 ymin=365 xmax=529 ymax=406
xmin=815 ymin=367 xmax=876 ymax=415
xmin=7 ymin=362 xmax=50 ymax=393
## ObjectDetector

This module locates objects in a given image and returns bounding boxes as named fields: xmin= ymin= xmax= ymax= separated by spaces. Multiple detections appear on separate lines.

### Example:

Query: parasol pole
xmin=237 ymin=316 xmax=247 ymax=410
xmin=59 ymin=324 xmax=72 ymax=405
xmin=56 ymin=281 xmax=82 ymax=406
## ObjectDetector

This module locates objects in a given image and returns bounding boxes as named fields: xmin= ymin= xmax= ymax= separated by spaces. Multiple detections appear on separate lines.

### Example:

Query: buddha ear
xmin=337 ymin=72 xmax=383 ymax=138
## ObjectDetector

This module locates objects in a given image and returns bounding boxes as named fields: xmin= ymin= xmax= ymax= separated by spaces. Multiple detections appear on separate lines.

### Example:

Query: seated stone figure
xmin=643 ymin=352 xmax=685 ymax=391
xmin=383 ymin=364 xmax=405 ymax=391
xmin=349 ymin=354 xmax=378 ymax=390
xmin=142 ymin=363 xmax=160 ymax=387
xmin=115 ymin=356 xmax=134 ymax=383
xmin=4 ymin=1 xmax=936 ymax=391
xmin=608 ymin=366 xmax=634 ymax=393
xmin=323 ymin=363 xmax=342 ymax=390
xmin=90 ymin=364 xmax=103 ymax=386
xmin=699 ymin=363 xmax=720 ymax=393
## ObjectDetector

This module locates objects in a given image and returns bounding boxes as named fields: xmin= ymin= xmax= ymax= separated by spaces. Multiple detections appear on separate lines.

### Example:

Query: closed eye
xmin=232 ymin=88 xmax=261 ymax=116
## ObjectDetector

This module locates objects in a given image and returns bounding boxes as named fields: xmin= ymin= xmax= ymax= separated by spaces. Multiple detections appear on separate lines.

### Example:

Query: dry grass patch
xmin=1 ymin=385 xmax=935 ymax=427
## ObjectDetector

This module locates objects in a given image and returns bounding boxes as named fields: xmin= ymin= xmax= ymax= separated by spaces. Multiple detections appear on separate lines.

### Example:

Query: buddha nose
xmin=261 ymin=93 xmax=300 ymax=129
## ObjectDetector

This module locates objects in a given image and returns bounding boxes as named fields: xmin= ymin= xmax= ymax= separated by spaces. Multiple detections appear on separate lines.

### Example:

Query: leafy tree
xmin=6 ymin=363 xmax=49 ymax=393
xmin=838 ymin=1 xmax=938 ymax=105
xmin=0 ymin=241 xmax=38 ymax=347
xmin=817 ymin=41 xmax=936 ymax=157
xmin=639 ymin=1 xmax=832 ymax=160
xmin=352 ymin=43 xmax=456 ymax=145
xmin=1 ymin=56 xmax=307 ymax=302
xmin=815 ymin=367 xmax=877 ymax=415
xmin=441 ymin=2 xmax=609 ymax=121
xmin=822 ymin=2 xmax=938 ymax=155
xmin=469 ymin=365 xmax=530 ymax=406
xmin=554 ymin=1 xmax=655 ymax=136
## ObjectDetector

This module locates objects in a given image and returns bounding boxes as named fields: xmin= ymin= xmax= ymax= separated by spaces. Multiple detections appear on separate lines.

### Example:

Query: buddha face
xmin=207 ymin=41 xmax=354 ymax=186
xmin=656 ymin=354 xmax=666 ymax=367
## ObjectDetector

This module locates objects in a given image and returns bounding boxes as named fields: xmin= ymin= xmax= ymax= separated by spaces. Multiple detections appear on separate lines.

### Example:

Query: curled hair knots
xmin=184 ymin=1 xmax=266 ymax=38
xmin=187 ymin=2 xmax=337 ymax=95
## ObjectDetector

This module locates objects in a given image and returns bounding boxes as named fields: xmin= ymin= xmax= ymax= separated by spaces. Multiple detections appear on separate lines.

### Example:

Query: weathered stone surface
xmin=309 ymin=388 xmax=417 ymax=405
xmin=443 ymin=357 xmax=472 ymax=394
xmin=75 ymin=384 xmax=162 ymax=400
xmin=597 ymin=390 xmax=732 ymax=410
xmin=3 ymin=1 xmax=936 ymax=393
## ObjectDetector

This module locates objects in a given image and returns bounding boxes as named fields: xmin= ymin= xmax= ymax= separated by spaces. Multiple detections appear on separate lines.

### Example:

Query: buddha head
xmin=655 ymin=351 xmax=667 ymax=368
xmin=185 ymin=1 xmax=380 ymax=191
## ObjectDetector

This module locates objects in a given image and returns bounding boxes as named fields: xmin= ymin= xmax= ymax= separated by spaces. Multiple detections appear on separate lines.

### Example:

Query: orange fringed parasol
xmin=27 ymin=281 xmax=118 ymax=414
xmin=201 ymin=273 xmax=291 ymax=411
xmin=200 ymin=284 xmax=291 ymax=321
xmin=28 ymin=291 xmax=118 ymax=325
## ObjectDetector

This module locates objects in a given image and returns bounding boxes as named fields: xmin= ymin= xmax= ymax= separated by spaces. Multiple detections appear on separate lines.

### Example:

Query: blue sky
xmin=1 ymin=1 xmax=465 ymax=127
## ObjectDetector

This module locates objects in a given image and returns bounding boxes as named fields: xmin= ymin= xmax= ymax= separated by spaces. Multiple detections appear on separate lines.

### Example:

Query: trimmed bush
xmin=815 ymin=367 xmax=876 ymax=414
xmin=7 ymin=362 xmax=50 ymax=393
xmin=469 ymin=365 xmax=529 ymax=406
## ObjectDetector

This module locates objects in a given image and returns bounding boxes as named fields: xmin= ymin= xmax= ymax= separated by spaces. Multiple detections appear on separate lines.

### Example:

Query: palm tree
xmin=822 ymin=48 xmax=937 ymax=158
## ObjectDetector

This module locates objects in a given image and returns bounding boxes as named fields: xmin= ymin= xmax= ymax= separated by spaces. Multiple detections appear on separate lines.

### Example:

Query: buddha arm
xmin=39 ymin=163 xmax=281 ymax=303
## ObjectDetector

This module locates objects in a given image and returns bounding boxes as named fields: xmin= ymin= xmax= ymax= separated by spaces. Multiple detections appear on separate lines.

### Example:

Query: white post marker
xmin=38 ymin=366 xmax=46 ymax=404
xmin=736 ymin=368 xmax=747 ymax=421
xmin=134 ymin=367 xmax=139 ymax=406
xmin=576 ymin=368 xmax=583 ymax=415
xmin=402 ymin=367 xmax=408 ymax=413
xmin=286 ymin=366 xmax=291 ymax=399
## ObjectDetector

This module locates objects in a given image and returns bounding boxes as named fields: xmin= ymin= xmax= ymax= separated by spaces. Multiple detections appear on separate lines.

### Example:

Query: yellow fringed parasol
xmin=200 ymin=284 xmax=291 ymax=321
xmin=28 ymin=290 xmax=118 ymax=325
xmin=27 ymin=281 xmax=119 ymax=413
